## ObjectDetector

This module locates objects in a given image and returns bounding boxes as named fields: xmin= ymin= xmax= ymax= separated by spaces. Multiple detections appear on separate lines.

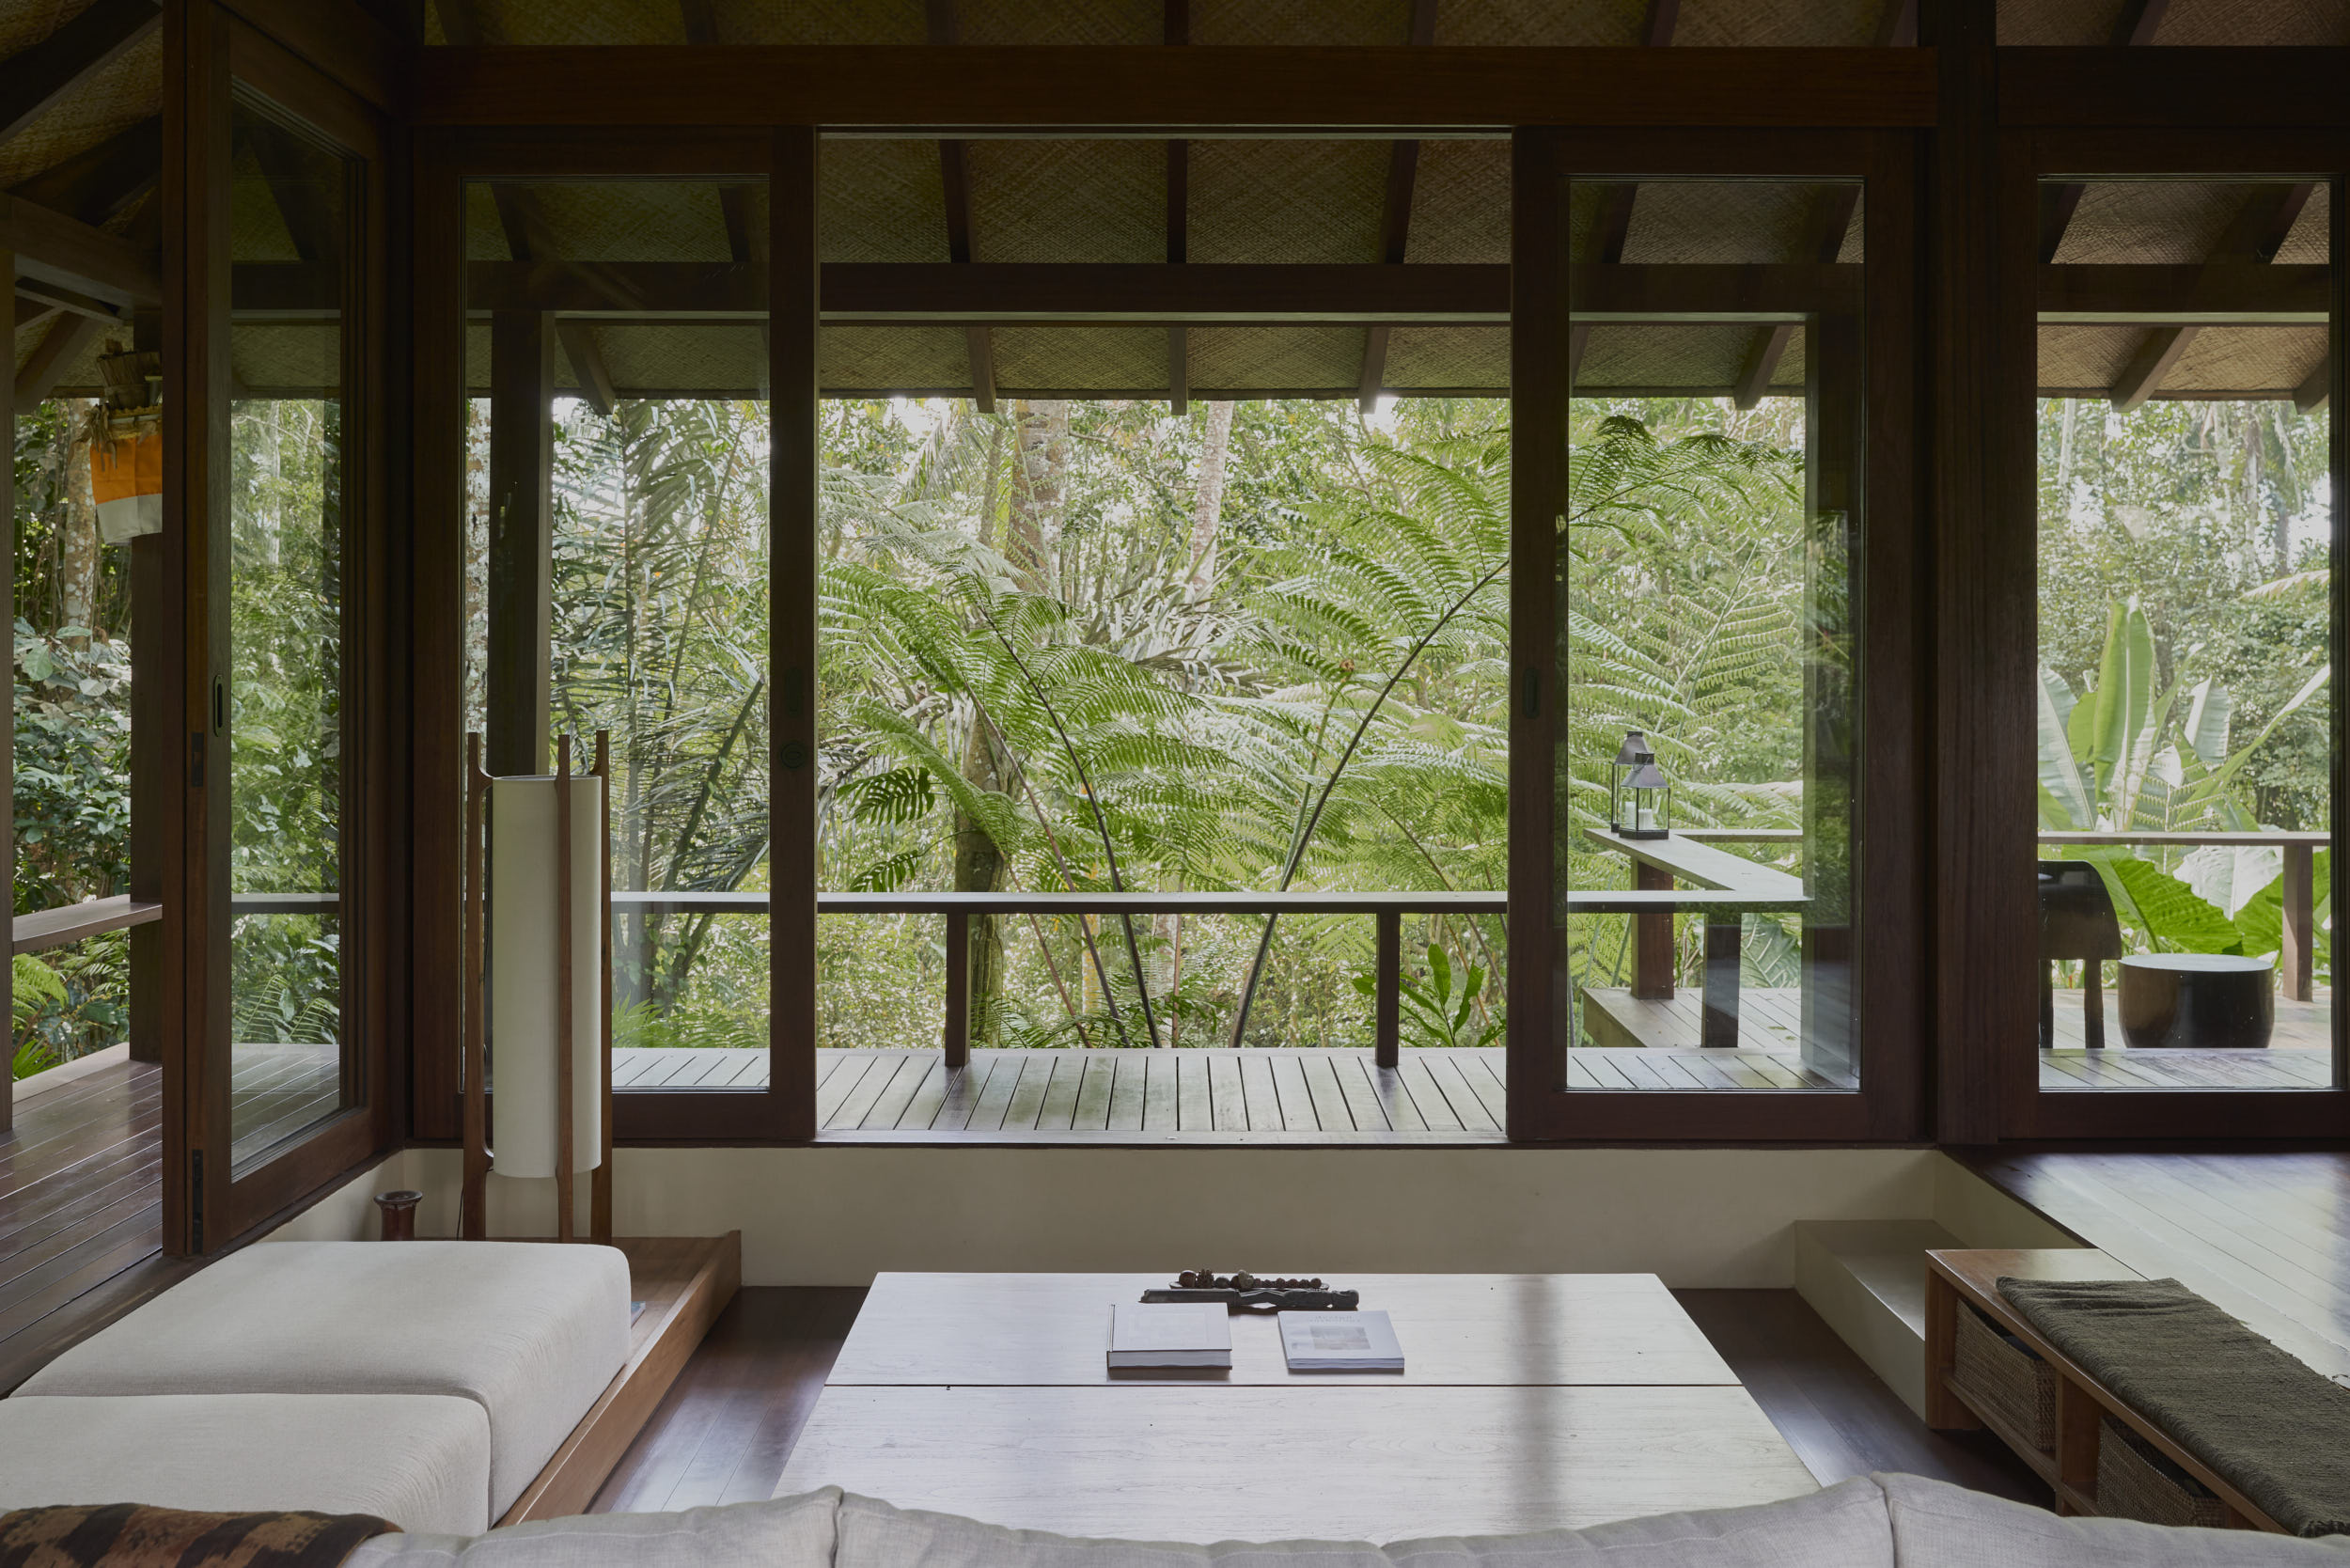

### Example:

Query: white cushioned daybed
xmin=4 ymin=1241 xmax=631 ymax=1530
xmin=341 ymin=1474 xmax=2350 ymax=1568
xmin=0 ymin=1393 xmax=492 ymax=1535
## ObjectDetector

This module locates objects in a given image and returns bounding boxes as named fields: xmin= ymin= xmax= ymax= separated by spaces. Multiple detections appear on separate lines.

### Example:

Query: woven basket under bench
xmin=1952 ymin=1300 xmax=2057 ymax=1450
xmin=2097 ymin=1417 xmax=2230 ymax=1529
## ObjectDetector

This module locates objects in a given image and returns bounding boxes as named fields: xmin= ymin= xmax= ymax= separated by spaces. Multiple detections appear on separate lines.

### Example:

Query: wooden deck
xmin=1585 ymin=985 xmax=2335 ymax=1091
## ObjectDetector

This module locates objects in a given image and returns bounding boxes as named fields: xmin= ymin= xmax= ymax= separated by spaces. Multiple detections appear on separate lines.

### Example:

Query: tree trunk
xmin=953 ymin=712 xmax=1009 ymax=1046
xmin=60 ymin=403 xmax=102 ymax=646
xmin=1007 ymin=399 xmax=1067 ymax=593
xmin=1185 ymin=400 xmax=1234 ymax=602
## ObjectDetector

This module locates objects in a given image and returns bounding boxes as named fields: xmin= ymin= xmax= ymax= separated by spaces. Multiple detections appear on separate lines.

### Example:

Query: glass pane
xmin=1556 ymin=178 xmax=1865 ymax=1092
xmin=228 ymin=100 xmax=352 ymax=1168
xmin=460 ymin=180 xmax=771 ymax=1096
xmin=2032 ymin=177 xmax=2335 ymax=1090
xmin=814 ymin=317 xmax=1510 ymax=1132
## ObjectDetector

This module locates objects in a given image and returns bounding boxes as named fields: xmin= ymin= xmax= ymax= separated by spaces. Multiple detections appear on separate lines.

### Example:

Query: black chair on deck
xmin=2039 ymin=860 xmax=2125 ymax=1049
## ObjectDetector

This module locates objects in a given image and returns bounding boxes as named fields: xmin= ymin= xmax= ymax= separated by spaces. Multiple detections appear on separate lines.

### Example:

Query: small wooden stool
xmin=2118 ymin=953 xmax=2274 ymax=1050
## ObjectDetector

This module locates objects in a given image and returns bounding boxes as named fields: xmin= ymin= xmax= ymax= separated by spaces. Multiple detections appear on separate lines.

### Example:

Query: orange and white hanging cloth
xmin=92 ymin=411 xmax=162 ymax=544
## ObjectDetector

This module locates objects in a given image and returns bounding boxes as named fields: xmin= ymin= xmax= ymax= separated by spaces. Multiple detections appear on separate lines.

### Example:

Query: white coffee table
xmin=775 ymin=1272 xmax=1817 ymax=1541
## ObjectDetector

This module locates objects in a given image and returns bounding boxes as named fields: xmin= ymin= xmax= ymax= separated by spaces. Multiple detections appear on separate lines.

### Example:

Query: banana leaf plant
xmin=2038 ymin=599 xmax=2327 ymax=961
xmin=1354 ymin=943 xmax=1502 ymax=1050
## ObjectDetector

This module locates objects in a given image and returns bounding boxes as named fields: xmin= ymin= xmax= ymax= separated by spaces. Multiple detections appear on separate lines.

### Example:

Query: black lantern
xmin=1608 ymin=729 xmax=1671 ymax=839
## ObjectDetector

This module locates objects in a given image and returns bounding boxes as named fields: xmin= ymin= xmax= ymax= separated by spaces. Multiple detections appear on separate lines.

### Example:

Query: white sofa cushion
xmin=1877 ymin=1471 xmax=2350 ymax=1564
xmin=16 ymin=1241 xmax=631 ymax=1521
xmin=0 ymin=1392 xmax=492 ymax=1536
xmin=344 ymin=1487 xmax=842 ymax=1568
xmin=834 ymin=1477 xmax=1893 ymax=1568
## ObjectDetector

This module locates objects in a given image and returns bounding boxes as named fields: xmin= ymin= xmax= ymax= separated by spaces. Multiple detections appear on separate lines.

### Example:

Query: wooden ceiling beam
xmin=2035 ymin=0 xmax=2172 ymax=263
xmin=1356 ymin=0 xmax=1439 ymax=415
xmin=14 ymin=310 xmax=106 ymax=412
xmin=459 ymin=259 xmax=1875 ymax=320
xmin=1731 ymin=182 xmax=1862 ymax=409
xmin=926 ymin=0 xmax=995 ymax=413
xmin=557 ymin=318 xmax=617 ymax=416
xmin=9 ymin=115 xmax=160 ymax=229
xmin=677 ymin=0 xmax=755 ymax=262
xmin=1566 ymin=0 xmax=1679 ymax=392
xmin=415 ymin=46 xmax=1938 ymax=128
xmin=2040 ymin=261 xmax=2326 ymax=322
xmin=0 ymin=0 xmax=160 ymax=148
xmin=3 ymin=192 xmax=158 ymax=306
xmin=2109 ymin=182 xmax=2315 ymax=410
xmin=2292 ymin=357 xmax=2329 ymax=415
xmin=1165 ymin=0 xmax=1187 ymax=414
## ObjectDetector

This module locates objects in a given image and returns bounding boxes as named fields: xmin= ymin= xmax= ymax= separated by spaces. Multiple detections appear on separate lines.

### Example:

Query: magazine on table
xmin=1279 ymin=1309 xmax=1404 ymax=1372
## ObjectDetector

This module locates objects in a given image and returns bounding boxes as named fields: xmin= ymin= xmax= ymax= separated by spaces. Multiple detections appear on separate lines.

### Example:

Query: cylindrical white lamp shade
xmin=489 ymin=775 xmax=603 ymax=1178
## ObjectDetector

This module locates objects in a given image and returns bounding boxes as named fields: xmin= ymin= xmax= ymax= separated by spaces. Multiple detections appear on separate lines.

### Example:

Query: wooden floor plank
xmin=861 ymin=1054 xmax=934 ymax=1131
xmin=1420 ymin=1055 xmax=1498 ymax=1132
xmin=1332 ymin=1056 xmax=1391 ymax=1133
xmin=1105 ymin=1057 xmax=1147 ymax=1132
xmin=1141 ymin=1054 xmax=1180 ymax=1132
xmin=932 ymin=1060 xmax=993 ymax=1131
xmin=1035 ymin=1056 xmax=1083 ymax=1132
xmin=1267 ymin=1052 xmax=1320 ymax=1133
xmin=1071 ymin=1058 xmax=1115 ymax=1131
xmin=966 ymin=1056 xmax=1029 ymax=1133
xmin=1300 ymin=1053 xmax=1356 ymax=1132
xmin=1175 ymin=1052 xmax=1212 ymax=1132
xmin=1208 ymin=1054 xmax=1246 ymax=1131
xmin=1395 ymin=1057 xmax=1464 ymax=1132
xmin=1003 ymin=1054 xmax=1055 ymax=1132
xmin=1237 ymin=1053 xmax=1279 ymax=1131
xmin=891 ymin=1058 xmax=950 ymax=1131
xmin=813 ymin=1054 xmax=877 ymax=1126
xmin=828 ymin=1054 xmax=912 ymax=1132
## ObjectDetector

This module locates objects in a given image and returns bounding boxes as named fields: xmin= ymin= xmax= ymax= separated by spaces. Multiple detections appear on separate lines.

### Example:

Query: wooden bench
xmin=1925 ymin=1247 xmax=2286 ymax=1534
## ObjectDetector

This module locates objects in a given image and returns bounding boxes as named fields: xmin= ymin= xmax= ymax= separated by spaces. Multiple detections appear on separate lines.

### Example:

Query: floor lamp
xmin=462 ymin=730 xmax=615 ymax=1242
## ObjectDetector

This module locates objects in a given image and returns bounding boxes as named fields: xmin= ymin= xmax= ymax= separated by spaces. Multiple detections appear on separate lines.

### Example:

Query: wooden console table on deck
xmin=1585 ymin=829 xmax=1807 ymax=1049
xmin=1924 ymin=1247 xmax=2286 ymax=1534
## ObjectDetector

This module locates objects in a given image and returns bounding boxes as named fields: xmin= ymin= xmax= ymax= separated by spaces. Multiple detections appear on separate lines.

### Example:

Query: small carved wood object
xmin=374 ymin=1189 xmax=423 ymax=1241
xmin=1148 ymin=1270 xmax=1357 ymax=1312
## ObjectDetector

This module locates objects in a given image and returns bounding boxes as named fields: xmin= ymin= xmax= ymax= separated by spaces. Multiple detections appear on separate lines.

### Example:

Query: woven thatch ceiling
xmin=1 ymin=0 xmax=2342 ymax=404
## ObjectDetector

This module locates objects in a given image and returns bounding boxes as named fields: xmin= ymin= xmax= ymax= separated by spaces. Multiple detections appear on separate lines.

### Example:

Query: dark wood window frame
xmin=1990 ymin=125 xmax=2349 ymax=1142
xmin=409 ymin=129 xmax=798 ymax=1144
xmin=1505 ymin=126 xmax=1927 ymax=1144
xmin=163 ymin=5 xmax=397 ymax=1250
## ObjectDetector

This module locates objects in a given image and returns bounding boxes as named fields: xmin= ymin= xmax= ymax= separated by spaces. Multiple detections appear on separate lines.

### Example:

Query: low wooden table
xmin=774 ymin=1272 xmax=1817 ymax=1542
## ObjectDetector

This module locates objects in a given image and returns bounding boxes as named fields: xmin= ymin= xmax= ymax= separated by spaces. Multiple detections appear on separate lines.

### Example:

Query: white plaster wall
xmin=286 ymin=1144 xmax=1947 ymax=1288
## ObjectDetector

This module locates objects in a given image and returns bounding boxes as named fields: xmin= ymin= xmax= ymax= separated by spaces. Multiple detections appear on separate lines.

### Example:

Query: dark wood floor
xmin=589 ymin=1285 xmax=2044 ymax=1518
xmin=1962 ymin=1148 xmax=2350 ymax=1386
xmin=0 ymin=1058 xmax=166 ymax=1386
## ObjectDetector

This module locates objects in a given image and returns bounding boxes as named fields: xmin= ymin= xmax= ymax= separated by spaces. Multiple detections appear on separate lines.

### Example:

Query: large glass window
xmin=1555 ymin=176 xmax=1865 ymax=1095
xmin=2031 ymin=176 xmax=2334 ymax=1091
xmin=228 ymin=98 xmax=353 ymax=1168
xmin=460 ymin=177 xmax=771 ymax=1097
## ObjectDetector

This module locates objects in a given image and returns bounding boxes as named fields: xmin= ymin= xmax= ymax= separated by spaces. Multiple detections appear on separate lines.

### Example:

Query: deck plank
xmin=1175 ymin=1053 xmax=1212 ymax=1131
xmin=933 ymin=1060 xmax=993 ymax=1131
xmin=1331 ymin=1056 xmax=1390 ymax=1132
xmin=1237 ymin=1053 xmax=1279 ymax=1131
xmin=862 ymin=1054 xmax=934 ymax=1130
xmin=1142 ymin=1054 xmax=1180 ymax=1132
xmin=1300 ymin=1053 xmax=1355 ymax=1131
xmin=1004 ymin=1055 xmax=1054 ymax=1132
xmin=1267 ymin=1053 xmax=1319 ymax=1133
xmin=1105 ymin=1058 xmax=1147 ymax=1132
xmin=1071 ymin=1058 xmax=1115 ymax=1131
xmin=1035 ymin=1056 xmax=1083 ymax=1131
xmin=965 ymin=1056 xmax=1027 ymax=1133
xmin=1207 ymin=1054 xmax=1246 ymax=1131
xmin=1395 ymin=1057 xmax=1463 ymax=1132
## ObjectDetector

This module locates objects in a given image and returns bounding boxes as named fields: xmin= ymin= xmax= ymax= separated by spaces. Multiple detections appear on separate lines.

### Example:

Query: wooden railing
xmin=1585 ymin=828 xmax=1810 ymax=1049
xmin=2038 ymin=832 xmax=2326 ymax=1002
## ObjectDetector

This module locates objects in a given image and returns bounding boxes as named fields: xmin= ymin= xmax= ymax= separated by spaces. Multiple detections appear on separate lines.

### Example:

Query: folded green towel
xmin=1998 ymin=1276 xmax=2350 ymax=1538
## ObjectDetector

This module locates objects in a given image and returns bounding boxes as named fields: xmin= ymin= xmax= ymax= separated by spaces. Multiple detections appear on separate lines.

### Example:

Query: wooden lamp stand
xmin=461 ymin=729 xmax=615 ymax=1243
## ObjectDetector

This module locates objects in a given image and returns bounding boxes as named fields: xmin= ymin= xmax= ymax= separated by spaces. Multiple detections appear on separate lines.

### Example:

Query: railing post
xmin=2281 ymin=842 xmax=2314 ymax=1003
xmin=1700 ymin=915 xmax=1741 ymax=1048
xmin=943 ymin=909 xmax=970 ymax=1069
xmin=1375 ymin=908 xmax=1401 ymax=1069
xmin=1633 ymin=862 xmax=1675 ymax=998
